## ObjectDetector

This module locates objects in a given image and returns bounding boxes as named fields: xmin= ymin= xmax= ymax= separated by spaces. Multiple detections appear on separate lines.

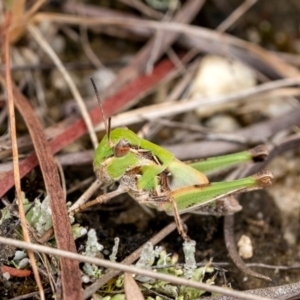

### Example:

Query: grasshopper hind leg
xmin=139 ymin=195 xmax=190 ymax=241
xmin=170 ymin=197 xmax=190 ymax=241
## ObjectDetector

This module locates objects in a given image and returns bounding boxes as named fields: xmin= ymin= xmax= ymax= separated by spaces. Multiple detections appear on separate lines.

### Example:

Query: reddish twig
xmin=1 ymin=265 xmax=31 ymax=278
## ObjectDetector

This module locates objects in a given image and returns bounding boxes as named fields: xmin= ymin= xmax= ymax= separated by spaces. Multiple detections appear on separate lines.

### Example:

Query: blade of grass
xmin=27 ymin=23 xmax=98 ymax=150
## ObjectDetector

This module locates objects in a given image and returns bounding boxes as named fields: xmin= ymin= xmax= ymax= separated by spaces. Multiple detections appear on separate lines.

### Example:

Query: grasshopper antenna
xmin=90 ymin=78 xmax=112 ymax=145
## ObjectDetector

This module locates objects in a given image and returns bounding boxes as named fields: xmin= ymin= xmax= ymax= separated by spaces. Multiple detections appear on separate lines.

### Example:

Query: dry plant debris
xmin=0 ymin=1 xmax=300 ymax=299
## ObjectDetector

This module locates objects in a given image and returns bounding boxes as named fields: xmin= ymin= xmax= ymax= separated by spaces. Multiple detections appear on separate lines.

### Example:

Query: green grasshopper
xmin=71 ymin=121 xmax=273 ymax=241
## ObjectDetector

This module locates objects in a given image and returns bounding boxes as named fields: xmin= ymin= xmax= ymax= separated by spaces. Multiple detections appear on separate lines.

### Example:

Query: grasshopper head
xmin=93 ymin=128 xmax=142 ymax=184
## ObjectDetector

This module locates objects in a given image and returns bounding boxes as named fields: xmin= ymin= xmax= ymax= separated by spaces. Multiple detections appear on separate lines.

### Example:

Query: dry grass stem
xmin=27 ymin=23 xmax=98 ymax=149
xmin=119 ymin=0 xmax=164 ymax=19
xmin=23 ymin=0 xmax=47 ymax=21
xmin=217 ymin=0 xmax=257 ymax=32
xmin=4 ymin=13 xmax=45 ymax=300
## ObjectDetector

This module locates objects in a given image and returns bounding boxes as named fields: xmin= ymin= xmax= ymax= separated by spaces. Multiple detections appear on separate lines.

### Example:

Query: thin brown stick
xmin=201 ymin=281 xmax=300 ymax=300
xmin=165 ymin=107 xmax=300 ymax=160
xmin=146 ymin=0 xmax=178 ymax=74
xmin=217 ymin=0 xmax=257 ymax=32
xmin=2 ymin=58 xmax=297 ymax=163
xmin=138 ymin=55 xmax=200 ymax=139
xmin=4 ymin=13 xmax=45 ymax=300
xmin=75 ymin=3 xmax=104 ymax=70
xmin=67 ymin=176 xmax=94 ymax=195
xmin=220 ymin=133 xmax=300 ymax=299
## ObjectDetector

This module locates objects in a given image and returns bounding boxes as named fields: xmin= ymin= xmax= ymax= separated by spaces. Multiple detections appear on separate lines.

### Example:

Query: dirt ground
xmin=1 ymin=0 xmax=300 ymax=299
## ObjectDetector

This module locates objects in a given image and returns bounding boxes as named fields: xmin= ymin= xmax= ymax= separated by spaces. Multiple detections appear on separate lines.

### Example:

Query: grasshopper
xmin=71 ymin=119 xmax=273 ymax=241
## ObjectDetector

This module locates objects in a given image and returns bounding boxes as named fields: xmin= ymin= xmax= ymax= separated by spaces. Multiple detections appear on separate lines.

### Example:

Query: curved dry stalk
xmin=27 ymin=24 xmax=98 ymax=150
xmin=0 ymin=236 xmax=273 ymax=300
xmin=221 ymin=133 xmax=300 ymax=291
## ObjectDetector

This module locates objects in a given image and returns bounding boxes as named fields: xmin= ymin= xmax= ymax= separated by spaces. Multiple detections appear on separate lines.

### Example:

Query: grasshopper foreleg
xmin=70 ymin=185 xmax=130 ymax=215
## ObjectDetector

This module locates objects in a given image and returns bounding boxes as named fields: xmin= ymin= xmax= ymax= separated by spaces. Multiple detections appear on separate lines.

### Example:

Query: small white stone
xmin=190 ymin=55 xmax=256 ymax=118
xmin=85 ymin=69 xmax=116 ymax=96
xmin=204 ymin=114 xmax=240 ymax=132
xmin=191 ymin=55 xmax=256 ymax=97
xmin=237 ymin=235 xmax=253 ymax=259
xmin=3 ymin=272 xmax=10 ymax=280
xmin=81 ymin=275 xmax=90 ymax=283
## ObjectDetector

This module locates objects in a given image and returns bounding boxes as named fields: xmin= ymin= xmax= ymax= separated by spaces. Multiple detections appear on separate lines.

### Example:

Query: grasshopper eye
xmin=114 ymin=139 xmax=131 ymax=157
